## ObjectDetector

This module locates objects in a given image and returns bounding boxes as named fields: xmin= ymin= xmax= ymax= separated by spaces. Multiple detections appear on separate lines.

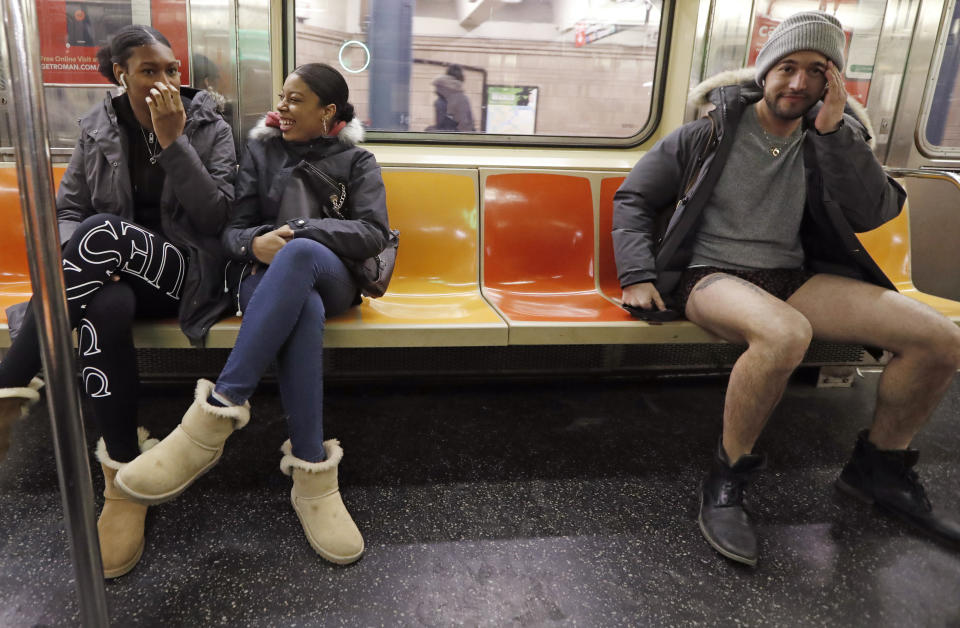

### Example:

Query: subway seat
xmin=0 ymin=166 xmax=511 ymax=349
xmin=483 ymin=171 xmax=718 ymax=344
xmin=1 ymin=168 xmax=958 ymax=351
xmin=0 ymin=168 xmax=34 ymax=332
xmin=323 ymin=169 xmax=507 ymax=347
xmin=856 ymin=182 xmax=960 ymax=321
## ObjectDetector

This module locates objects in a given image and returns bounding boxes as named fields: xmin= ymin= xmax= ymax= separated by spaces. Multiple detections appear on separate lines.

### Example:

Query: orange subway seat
xmin=481 ymin=171 xmax=632 ymax=325
xmin=0 ymin=166 xmax=66 ymax=327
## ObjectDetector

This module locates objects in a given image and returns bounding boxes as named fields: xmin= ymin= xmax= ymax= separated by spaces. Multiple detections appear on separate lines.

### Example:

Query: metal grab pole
xmin=0 ymin=1 xmax=109 ymax=626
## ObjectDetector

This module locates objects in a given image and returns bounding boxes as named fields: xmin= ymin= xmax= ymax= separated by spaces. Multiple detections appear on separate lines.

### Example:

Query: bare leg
xmin=787 ymin=274 xmax=960 ymax=449
xmin=788 ymin=275 xmax=960 ymax=548
xmin=685 ymin=273 xmax=813 ymax=461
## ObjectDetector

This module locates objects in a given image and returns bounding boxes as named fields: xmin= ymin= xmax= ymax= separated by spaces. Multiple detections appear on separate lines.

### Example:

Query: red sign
xmin=574 ymin=22 xmax=618 ymax=48
xmin=748 ymin=15 xmax=781 ymax=66
xmin=151 ymin=0 xmax=190 ymax=85
xmin=575 ymin=26 xmax=586 ymax=48
xmin=37 ymin=0 xmax=190 ymax=85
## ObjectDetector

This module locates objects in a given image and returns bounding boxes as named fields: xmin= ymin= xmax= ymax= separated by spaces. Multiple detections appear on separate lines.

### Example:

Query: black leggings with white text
xmin=0 ymin=213 xmax=186 ymax=462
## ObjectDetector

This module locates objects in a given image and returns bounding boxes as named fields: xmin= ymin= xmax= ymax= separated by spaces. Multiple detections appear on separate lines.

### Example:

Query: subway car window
xmin=43 ymin=88 xmax=109 ymax=150
xmin=924 ymin=0 xmax=960 ymax=150
xmin=294 ymin=0 xmax=665 ymax=140
xmin=747 ymin=0 xmax=889 ymax=106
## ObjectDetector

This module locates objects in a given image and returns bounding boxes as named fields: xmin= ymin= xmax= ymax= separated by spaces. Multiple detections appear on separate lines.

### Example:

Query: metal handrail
xmin=884 ymin=166 xmax=960 ymax=190
xmin=0 ymin=1 xmax=109 ymax=626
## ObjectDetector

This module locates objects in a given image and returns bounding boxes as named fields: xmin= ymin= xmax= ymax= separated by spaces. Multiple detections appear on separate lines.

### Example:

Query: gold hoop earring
xmin=322 ymin=118 xmax=329 ymax=135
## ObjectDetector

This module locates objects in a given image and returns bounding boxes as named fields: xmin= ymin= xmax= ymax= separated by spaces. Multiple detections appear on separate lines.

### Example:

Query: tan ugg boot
xmin=0 ymin=378 xmax=43 ymax=462
xmin=96 ymin=427 xmax=159 ymax=579
xmin=281 ymin=439 xmax=364 ymax=565
xmin=115 ymin=379 xmax=249 ymax=505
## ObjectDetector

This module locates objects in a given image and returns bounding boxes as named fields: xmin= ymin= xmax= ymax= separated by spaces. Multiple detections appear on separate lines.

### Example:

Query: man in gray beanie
xmin=614 ymin=10 xmax=960 ymax=566
xmin=754 ymin=11 xmax=846 ymax=87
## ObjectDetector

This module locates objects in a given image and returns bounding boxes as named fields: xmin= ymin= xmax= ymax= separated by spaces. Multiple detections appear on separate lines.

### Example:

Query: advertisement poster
xmin=484 ymin=86 xmax=539 ymax=134
xmin=748 ymin=13 xmax=870 ymax=106
xmin=37 ymin=0 xmax=190 ymax=85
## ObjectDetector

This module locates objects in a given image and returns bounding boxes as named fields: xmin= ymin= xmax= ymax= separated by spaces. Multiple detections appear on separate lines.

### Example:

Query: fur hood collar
xmin=687 ymin=67 xmax=875 ymax=146
xmin=248 ymin=115 xmax=365 ymax=146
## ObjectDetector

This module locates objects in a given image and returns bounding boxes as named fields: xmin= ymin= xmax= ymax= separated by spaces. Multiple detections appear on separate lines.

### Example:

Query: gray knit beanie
xmin=755 ymin=11 xmax=845 ymax=86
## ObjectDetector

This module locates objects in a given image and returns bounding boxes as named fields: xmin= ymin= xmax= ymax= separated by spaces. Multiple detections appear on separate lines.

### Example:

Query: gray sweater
xmin=689 ymin=104 xmax=806 ymax=270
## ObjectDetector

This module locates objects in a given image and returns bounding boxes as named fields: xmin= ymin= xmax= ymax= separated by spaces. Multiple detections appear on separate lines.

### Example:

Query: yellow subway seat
xmin=358 ymin=294 xmax=504 ymax=324
xmin=381 ymin=169 xmax=483 ymax=295
xmin=857 ymin=190 xmax=960 ymax=322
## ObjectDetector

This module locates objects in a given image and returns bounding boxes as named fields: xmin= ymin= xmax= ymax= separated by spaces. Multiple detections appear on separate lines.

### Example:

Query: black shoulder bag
xmin=280 ymin=159 xmax=399 ymax=298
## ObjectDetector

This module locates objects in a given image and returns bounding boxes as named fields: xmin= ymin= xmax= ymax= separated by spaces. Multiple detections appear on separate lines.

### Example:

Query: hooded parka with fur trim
xmin=612 ymin=69 xmax=906 ymax=307
xmin=55 ymin=87 xmax=237 ymax=345
xmin=221 ymin=117 xmax=389 ymax=299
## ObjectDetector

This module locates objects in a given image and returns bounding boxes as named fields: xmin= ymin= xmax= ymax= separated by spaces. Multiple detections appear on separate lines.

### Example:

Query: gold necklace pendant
xmin=770 ymin=146 xmax=781 ymax=157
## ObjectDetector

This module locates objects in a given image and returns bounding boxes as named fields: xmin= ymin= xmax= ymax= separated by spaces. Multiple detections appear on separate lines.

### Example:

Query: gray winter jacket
xmin=612 ymin=69 xmax=905 ymax=304
xmin=221 ymin=118 xmax=389 ymax=294
xmin=55 ymin=87 xmax=237 ymax=344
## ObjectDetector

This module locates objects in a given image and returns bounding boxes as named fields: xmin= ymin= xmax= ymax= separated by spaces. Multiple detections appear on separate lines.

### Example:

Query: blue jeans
xmin=215 ymin=239 xmax=357 ymax=462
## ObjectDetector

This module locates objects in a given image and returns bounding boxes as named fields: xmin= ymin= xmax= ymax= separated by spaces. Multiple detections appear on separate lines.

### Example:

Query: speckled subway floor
xmin=1 ymin=370 xmax=959 ymax=626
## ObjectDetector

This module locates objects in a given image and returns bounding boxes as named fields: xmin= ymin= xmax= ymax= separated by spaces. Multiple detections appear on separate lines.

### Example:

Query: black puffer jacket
xmin=222 ymin=118 xmax=389 ymax=294
xmin=612 ymin=69 xmax=905 ymax=302
xmin=55 ymin=87 xmax=237 ymax=345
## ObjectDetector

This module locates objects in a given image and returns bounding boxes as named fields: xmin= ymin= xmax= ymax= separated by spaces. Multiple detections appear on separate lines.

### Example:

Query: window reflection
xmin=295 ymin=0 xmax=664 ymax=138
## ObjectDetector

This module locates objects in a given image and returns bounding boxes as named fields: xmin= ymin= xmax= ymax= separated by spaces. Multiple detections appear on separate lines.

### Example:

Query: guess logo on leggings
xmin=63 ymin=219 xmax=186 ymax=302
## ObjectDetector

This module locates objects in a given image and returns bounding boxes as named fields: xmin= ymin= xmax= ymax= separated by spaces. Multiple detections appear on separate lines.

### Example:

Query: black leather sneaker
xmin=698 ymin=443 xmax=766 ymax=566
xmin=837 ymin=430 xmax=960 ymax=549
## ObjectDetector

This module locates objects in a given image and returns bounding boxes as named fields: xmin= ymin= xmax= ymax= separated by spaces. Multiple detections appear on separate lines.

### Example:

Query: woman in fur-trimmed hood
xmin=116 ymin=63 xmax=390 ymax=566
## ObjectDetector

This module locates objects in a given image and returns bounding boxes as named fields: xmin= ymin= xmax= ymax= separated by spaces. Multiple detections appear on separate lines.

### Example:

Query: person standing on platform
xmin=427 ymin=64 xmax=475 ymax=132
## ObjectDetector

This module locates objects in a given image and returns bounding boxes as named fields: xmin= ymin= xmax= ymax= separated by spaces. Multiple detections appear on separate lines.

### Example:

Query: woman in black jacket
xmin=0 ymin=25 xmax=236 ymax=578
xmin=117 ymin=63 xmax=390 ymax=565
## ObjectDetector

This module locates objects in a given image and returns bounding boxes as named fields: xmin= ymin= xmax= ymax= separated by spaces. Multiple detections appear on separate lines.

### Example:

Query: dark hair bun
xmin=292 ymin=63 xmax=355 ymax=123
xmin=96 ymin=45 xmax=118 ymax=84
